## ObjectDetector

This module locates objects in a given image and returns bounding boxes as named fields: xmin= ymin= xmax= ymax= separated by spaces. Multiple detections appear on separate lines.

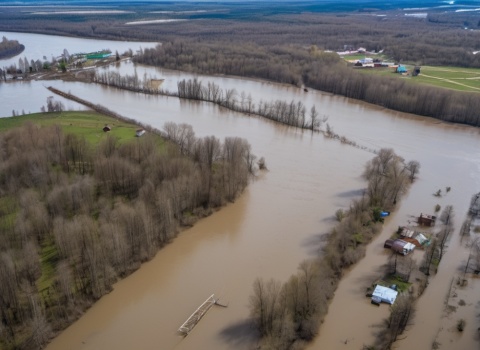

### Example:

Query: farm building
xmin=103 ymin=125 xmax=111 ymax=132
xmin=136 ymin=129 xmax=146 ymax=137
xmin=418 ymin=213 xmax=436 ymax=226
xmin=384 ymin=239 xmax=415 ymax=255
xmin=397 ymin=226 xmax=430 ymax=248
xmin=371 ymin=285 xmax=398 ymax=305
xmin=86 ymin=51 xmax=112 ymax=60
xmin=359 ymin=57 xmax=373 ymax=64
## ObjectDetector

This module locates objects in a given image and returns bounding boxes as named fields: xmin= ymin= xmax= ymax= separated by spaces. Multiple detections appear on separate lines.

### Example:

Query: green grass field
xmin=411 ymin=66 xmax=480 ymax=92
xmin=353 ymin=64 xmax=480 ymax=93
xmin=0 ymin=111 xmax=150 ymax=146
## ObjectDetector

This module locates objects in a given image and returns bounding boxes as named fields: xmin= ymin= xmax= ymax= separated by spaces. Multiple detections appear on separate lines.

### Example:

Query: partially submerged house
xmin=398 ymin=226 xmax=430 ymax=248
xmin=418 ymin=213 xmax=436 ymax=226
xmin=384 ymin=239 xmax=415 ymax=255
xmin=371 ymin=285 xmax=398 ymax=305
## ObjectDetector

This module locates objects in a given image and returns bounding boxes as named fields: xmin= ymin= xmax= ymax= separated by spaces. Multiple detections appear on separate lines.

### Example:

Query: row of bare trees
xmin=134 ymin=41 xmax=480 ymax=127
xmin=0 ymin=118 xmax=254 ymax=349
xmin=94 ymin=73 xmax=326 ymax=131
xmin=249 ymin=149 xmax=419 ymax=349
xmin=177 ymin=79 xmax=325 ymax=130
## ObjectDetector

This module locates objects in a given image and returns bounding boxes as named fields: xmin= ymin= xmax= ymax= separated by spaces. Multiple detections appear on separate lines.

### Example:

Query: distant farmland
xmin=354 ymin=64 xmax=480 ymax=93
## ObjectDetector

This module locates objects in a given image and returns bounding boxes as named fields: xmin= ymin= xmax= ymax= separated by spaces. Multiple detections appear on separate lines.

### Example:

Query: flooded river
xmin=1 ymin=45 xmax=480 ymax=350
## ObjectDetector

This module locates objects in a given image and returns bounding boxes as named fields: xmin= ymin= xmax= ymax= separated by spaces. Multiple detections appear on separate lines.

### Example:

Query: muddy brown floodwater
xmin=2 ymin=60 xmax=479 ymax=350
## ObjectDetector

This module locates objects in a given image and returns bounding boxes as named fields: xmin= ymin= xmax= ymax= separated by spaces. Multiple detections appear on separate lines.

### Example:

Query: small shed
xmin=372 ymin=285 xmax=398 ymax=305
xmin=103 ymin=125 xmax=111 ymax=132
xmin=418 ymin=213 xmax=436 ymax=226
xmin=415 ymin=233 xmax=430 ymax=246
xmin=396 ymin=65 xmax=407 ymax=73
xmin=386 ymin=239 xmax=415 ymax=255
xmin=398 ymin=226 xmax=416 ymax=238
xmin=136 ymin=129 xmax=146 ymax=137
xmin=397 ymin=228 xmax=430 ymax=248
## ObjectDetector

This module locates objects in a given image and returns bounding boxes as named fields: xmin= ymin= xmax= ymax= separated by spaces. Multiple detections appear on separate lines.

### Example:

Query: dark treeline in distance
xmin=2 ymin=3 xmax=480 ymax=126
xmin=249 ymin=149 xmax=419 ymax=349
xmin=0 ymin=36 xmax=25 ymax=60
xmin=135 ymin=41 xmax=480 ymax=127
xmin=1 ymin=4 xmax=479 ymax=67
xmin=0 ymin=118 xmax=254 ymax=349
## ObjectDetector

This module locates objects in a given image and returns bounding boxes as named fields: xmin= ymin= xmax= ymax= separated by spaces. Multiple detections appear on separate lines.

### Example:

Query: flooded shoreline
xmin=1 ymin=47 xmax=479 ymax=349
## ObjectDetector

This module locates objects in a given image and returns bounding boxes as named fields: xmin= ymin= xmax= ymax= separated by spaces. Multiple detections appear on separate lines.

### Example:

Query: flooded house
xmin=397 ymin=226 xmax=430 ymax=248
xmin=418 ymin=213 xmax=436 ymax=226
xmin=384 ymin=239 xmax=415 ymax=255
xmin=371 ymin=285 xmax=398 ymax=305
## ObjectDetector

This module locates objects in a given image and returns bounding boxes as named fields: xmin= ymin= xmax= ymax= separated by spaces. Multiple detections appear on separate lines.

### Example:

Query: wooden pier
xmin=178 ymin=294 xmax=226 ymax=335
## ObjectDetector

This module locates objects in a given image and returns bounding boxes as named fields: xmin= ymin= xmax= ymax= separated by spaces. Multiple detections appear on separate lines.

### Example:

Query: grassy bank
xmin=0 ymin=111 xmax=147 ymax=146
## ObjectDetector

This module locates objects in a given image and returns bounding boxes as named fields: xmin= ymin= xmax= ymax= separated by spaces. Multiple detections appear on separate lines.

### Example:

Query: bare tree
xmin=440 ymin=205 xmax=454 ymax=226
xmin=422 ymin=237 xmax=438 ymax=276
xmin=406 ymin=160 xmax=420 ymax=182
xmin=309 ymin=105 xmax=319 ymax=131
xmin=384 ymin=294 xmax=415 ymax=347
xmin=250 ymin=278 xmax=290 ymax=339
xmin=163 ymin=122 xmax=196 ymax=156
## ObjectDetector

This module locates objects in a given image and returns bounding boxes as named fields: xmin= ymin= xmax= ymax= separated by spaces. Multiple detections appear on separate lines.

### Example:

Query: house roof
xmin=399 ymin=226 xmax=416 ymax=238
xmin=415 ymin=233 xmax=430 ymax=246
xmin=372 ymin=285 xmax=398 ymax=305
xmin=391 ymin=239 xmax=415 ymax=254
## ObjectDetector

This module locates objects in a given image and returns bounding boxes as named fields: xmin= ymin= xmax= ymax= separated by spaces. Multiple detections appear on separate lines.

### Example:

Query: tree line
xmin=93 ymin=73 xmax=327 ymax=131
xmin=249 ymin=149 xmax=419 ymax=349
xmin=0 ymin=36 xmax=24 ymax=60
xmin=1 ymin=5 xmax=479 ymax=68
xmin=0 ymin=117 xmax=255 ymax=349
xmin=134 ymin=41 xmax=480 ymax=128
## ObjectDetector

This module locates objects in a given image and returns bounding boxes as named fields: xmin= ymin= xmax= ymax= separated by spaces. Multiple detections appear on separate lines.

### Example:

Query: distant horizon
xmin=2 ymin=0 xmax=480 ymax=15
xmin=1 ymin=0 xmax=477 ymax=4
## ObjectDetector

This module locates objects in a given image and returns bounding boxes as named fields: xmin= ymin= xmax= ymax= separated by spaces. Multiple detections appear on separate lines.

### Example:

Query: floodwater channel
xmin=1 ymin=35 xmax=480 ymax=350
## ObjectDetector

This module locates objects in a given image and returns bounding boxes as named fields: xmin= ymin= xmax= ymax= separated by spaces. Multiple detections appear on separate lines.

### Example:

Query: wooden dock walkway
xmin=178 ymin=294 xmax=226 ymax=335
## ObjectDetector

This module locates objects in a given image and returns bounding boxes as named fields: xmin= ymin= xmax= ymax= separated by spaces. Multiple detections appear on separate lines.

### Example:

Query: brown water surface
xmin=2 ymin=61 xmax=479 ymax=350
